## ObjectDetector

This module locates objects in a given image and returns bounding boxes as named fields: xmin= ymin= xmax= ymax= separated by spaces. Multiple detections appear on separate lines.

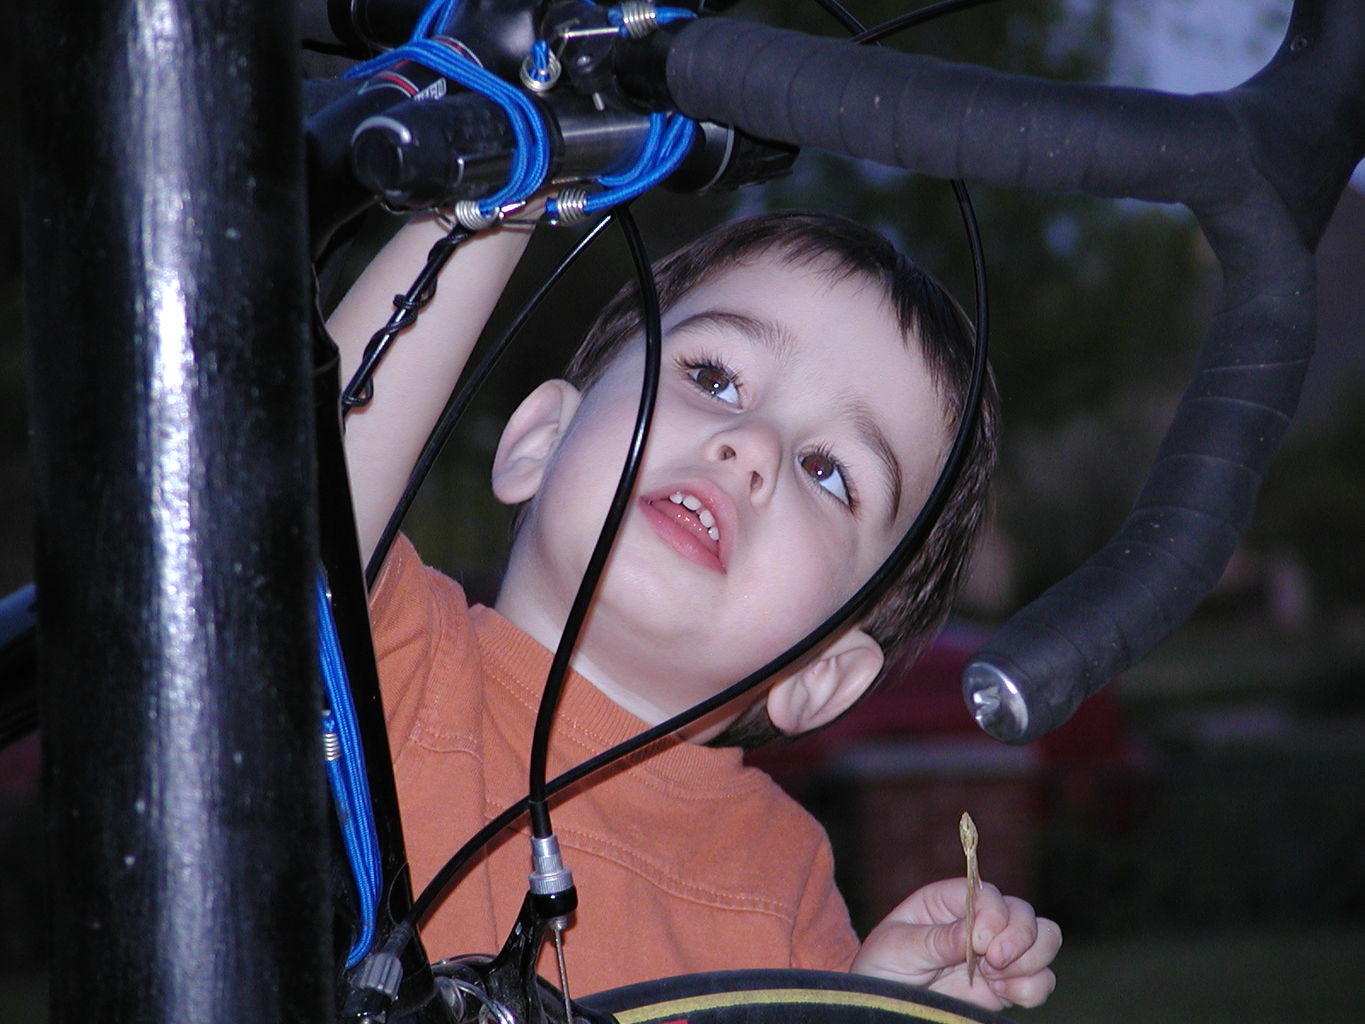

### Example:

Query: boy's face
xmin=495 ymin=252 xmax=950 ymax=727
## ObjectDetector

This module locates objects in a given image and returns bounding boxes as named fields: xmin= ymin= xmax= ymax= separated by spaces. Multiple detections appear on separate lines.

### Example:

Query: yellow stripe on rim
xmin=612 ymin=987 xmax=984 ymax=1024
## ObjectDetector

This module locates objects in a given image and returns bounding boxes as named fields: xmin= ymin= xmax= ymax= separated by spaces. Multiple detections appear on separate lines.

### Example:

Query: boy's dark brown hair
xmin=562 ymin=210 xmax=999 ymax=748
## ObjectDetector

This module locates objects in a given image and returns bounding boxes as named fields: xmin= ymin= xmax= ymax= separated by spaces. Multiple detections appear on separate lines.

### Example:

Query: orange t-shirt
xmin=370 ymin=535 xmax=860 ymax=995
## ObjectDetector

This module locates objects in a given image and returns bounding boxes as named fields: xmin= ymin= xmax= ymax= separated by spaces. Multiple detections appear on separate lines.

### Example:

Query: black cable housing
xmin=520 ymin=0 xmax=997 ymax=868
xmin=525 ymin=207 xmax=661 ymax=838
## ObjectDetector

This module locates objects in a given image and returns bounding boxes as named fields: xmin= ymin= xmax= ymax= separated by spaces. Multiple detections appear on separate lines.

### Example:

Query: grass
xmin=1015 ymin=924 xmax=1365 ymax=1024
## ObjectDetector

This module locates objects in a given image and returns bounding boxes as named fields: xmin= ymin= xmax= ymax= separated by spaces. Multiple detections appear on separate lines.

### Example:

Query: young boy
xmin=330 ymin=209 xmax=1060 ymax=1010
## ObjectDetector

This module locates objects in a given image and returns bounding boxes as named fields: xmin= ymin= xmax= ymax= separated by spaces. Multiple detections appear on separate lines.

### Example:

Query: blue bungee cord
xmin=317 ymin=574 xmax=383 ymax=968
xmin=344 ymin=0 xmax=697 ymax=227
xmin=525 ymin=38 xmax=558 ymax=90
xmin=345 ymin=0 xmax=552 ymax=223
xmin=544 ymin=6 xmax=698 ymax=222
xmin=605 ymin=111 xmax=692 ymax=194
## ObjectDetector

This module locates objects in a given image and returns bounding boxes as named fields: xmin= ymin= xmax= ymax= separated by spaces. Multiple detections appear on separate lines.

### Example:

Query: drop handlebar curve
xmin=651 ymin=0 xmax=1365 ymax=741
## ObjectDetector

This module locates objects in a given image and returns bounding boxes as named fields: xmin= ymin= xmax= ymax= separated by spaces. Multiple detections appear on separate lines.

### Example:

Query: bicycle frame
xmin=14 ymin=1 xmax=1365 ymax=1022
xmin=20 ymin=1 xmax=334 ymax=1020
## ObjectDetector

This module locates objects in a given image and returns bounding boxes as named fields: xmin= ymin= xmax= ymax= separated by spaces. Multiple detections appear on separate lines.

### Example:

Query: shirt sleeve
xmin=367 ymin=533 xmax=472 ymax=761
xmin=788 ymin=833 xmax=861 ymax=972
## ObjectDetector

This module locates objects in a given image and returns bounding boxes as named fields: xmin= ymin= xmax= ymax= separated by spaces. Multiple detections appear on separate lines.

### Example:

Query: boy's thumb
xmin=933 ymin=915 xmax=973 ymax=967
xmin=853 ymin=917 xmax=966 ymax=982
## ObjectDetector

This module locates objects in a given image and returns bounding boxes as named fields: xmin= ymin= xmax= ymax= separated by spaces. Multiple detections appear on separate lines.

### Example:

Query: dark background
xmin=3 ymin=1 xmax=1364 ymax=1019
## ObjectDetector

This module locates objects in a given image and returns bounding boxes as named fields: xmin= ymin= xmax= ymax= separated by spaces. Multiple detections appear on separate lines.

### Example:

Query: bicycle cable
xmin=810 ymin=0 xmax=865 ymax=36
xmin=517 ymin=0 xmax=997 ymax=876
xmin=524 ymin=205 xmax=661 ymax=839
xmin=810 ymin=0 xmax=1005 ymax=45
xmin=343 ymin=223 xmax=474 ymax=412
xmin=368 ymin=201 xmax=665 ymax=950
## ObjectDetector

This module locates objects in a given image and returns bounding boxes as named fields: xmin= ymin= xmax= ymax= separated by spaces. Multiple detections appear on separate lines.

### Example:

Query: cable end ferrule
xmin=529 ymin=833 xmax=579 ymax=922
xmin=528 ymin=833 xmax=574 ymax=896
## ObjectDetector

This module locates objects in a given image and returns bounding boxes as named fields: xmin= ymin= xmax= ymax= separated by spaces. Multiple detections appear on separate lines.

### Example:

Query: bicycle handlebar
xmin=643 ymin=0 xmax=1365 ymax=741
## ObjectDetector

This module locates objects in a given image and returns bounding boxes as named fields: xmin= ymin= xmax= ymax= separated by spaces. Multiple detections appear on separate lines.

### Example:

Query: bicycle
xmin=9 ymin=0 xmax=1364 ymax=1022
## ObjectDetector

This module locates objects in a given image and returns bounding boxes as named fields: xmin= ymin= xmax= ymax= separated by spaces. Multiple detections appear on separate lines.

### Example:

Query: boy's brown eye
xmin=694 ymin=366 xmax=729 ymax=393
xmin=800 ymin=451 xmax=835 ymax=479
xmin=687 ymin=363 xmax=741 ymax=404
xmin=799 ymin=450 xmax=852 ymax=506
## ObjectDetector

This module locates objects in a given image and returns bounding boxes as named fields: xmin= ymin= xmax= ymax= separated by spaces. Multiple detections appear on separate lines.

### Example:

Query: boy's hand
xmin=850 ymin=879 xmax=1061 ymax=1011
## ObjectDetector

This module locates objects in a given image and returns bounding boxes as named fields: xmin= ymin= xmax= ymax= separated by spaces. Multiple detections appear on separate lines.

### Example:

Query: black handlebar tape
xmin=658 ymin=3 xmax=1365 ymax=742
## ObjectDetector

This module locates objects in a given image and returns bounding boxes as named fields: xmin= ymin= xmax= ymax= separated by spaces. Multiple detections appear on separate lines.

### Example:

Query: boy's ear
xmin=765 ymin=628 xmax=885 ymax=736
xmin=491 ymin=379 xmax=581 ymax=505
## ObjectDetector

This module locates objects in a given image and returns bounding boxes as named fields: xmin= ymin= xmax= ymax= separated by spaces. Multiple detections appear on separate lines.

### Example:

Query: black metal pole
xmin=20 ymin=0 xmax=333 ymax=1021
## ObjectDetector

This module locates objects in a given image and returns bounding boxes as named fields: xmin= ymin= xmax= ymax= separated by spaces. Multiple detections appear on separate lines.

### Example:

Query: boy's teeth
xmin=667 ymin=491 xmax=721 ymax=543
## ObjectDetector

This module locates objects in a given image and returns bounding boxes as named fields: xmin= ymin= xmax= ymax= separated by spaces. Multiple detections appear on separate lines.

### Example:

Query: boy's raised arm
xmin=327 ymin=215 xmax=535 ymax=566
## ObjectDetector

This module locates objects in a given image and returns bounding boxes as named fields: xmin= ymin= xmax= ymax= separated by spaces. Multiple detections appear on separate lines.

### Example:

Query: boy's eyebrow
xmin=674 ymin=308 xmax=905 ymax=524
xmin=847 ymin=402 xmax=904 ymax=524
xmin=670 ymin=310 xmax=796 ymax=357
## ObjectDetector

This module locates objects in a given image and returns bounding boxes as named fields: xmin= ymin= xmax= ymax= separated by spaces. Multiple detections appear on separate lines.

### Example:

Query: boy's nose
xmin=708 ymin=422 xmax=781 ymax=502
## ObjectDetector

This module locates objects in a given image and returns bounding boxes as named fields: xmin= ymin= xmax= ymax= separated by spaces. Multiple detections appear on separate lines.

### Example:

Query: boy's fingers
xmin=963 ymin=881 xmax=1009 ymax=947
xmin=980 ymin=894 xmax=1037 ymax=966
xmin=985 ymin=914 xmax=1062 ymax=976
xmin=877 ymin=878 xmax=988 ymax=932
xmin=989 ymin=967 xmax=1057 ymax=1009
xmin=907 ymin=881 xmax=1037 ymax=964
xmin=864 ymin=880 xmax=1061 ymax=1013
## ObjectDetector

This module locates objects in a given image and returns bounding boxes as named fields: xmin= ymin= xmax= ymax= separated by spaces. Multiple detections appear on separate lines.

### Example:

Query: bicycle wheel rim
xmin=583 ymin=968 xmax=1018 ymax=1024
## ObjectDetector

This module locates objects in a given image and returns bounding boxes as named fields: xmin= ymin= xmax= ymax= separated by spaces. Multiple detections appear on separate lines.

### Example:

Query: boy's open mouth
xmin=642 ymin=489 xmax=725 ymax=571
xmin=665 ymin=491 xmax=721 ymax=542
